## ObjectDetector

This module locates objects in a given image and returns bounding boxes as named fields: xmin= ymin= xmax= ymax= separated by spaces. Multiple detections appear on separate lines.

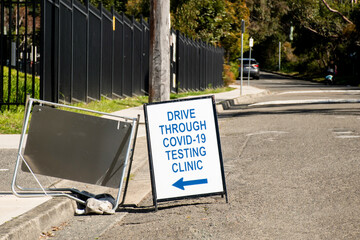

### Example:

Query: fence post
xmin=40 ymin=0 xmax=43 ymax=100
xmin=131 ymin=15 xmax=135 ymax=96
xmin=85 ymin=0 xmax=89 ymax=102
xmin=175 ymin=30 xmax=179 ymax=93
xmin=111 ymin=7 xmax=115 ymax=98
xmin=1 ymin=0 xmax=4 ymax=105
xmin=99 ymin=2 xmax=103 ymax=99
xmin=57 ymin=0 xmax=61 ymax=103
xmin=121 ymin=11 xmax=125 ymax=97
xmin=140 ymin=15 xmax=144 ymax=95
xmin=7 ymin=2 xmax=12 ymax=109
xmin=15 ymin=0 xmax=20 ymax=103
xmin=32 ymin=0 xmax=36 ymax=98
xmin=70 ymin=0 xmax=74 ymax=103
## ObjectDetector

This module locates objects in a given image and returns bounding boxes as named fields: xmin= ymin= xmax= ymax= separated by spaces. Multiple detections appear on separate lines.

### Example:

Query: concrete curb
xmin=0 ymin=198 xmax=75 ymax=240
xmin=216 ymin=89 xmax=271 ymax=112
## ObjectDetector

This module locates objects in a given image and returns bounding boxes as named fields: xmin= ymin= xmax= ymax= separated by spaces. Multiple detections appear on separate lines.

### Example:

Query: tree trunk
xmin=321 ymin=0 xmax=354 ymax=25
xmin=149 ymin=0 xmax=170 ymax=103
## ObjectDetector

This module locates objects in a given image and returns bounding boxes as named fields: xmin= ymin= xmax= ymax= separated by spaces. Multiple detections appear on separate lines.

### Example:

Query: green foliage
xmin=87 ymin=0 xmax=359 ymax=84
xmin=173 ymin=0 xmax=249 ymax=59
xmin=173 ymin=0 xmax=227 ymax=44
xmin=221 ymin=1 xmax=250 ymax=60
xmin=247 ymin=0 xmax=360 ymax=84
xmin=125 ymin=0 xmax=150 ymax=18
xmin=230 ymin=61 xmax=239 ymax=79
xmin=125 ymin=0 xmax=249 ymax=60
xmin=247 ymin=0 xmax=291 ymax=68
xmin=88 ymin=0 xmax=127 ymax=13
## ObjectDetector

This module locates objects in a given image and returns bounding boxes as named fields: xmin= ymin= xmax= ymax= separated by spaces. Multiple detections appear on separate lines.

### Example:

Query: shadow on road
xmin=255 ymin=72 xmax=353 ymax=90
xmin=118 ymin=201 xmax=213 ymax=214
xmin=218 ymin=103 xmax=360 ymax=119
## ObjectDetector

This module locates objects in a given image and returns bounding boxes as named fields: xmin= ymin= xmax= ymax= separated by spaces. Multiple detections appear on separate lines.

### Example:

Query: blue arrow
xmin=172 ymin=177 xmax=208 ymax=190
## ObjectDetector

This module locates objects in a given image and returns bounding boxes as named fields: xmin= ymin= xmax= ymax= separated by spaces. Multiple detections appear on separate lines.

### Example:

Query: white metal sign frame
xmin=11 ymin=98 xmax=139 ymax=211
xmin=144 ymin=96 xmax=227 ymax=210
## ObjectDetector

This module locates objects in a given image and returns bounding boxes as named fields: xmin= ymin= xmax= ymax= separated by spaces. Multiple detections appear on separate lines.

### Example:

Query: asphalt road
xmin=41 ymin=72 xmax=360 ymax=239
xmin=252 ymin=71 xmax=358 ymax=92
xmin=237 ymin=71 xmax=360 ymax=104
xmin=0 ymin=149 xmax=59 ymax=193
xmin=0 ymin=149 xmax=17 ymax=192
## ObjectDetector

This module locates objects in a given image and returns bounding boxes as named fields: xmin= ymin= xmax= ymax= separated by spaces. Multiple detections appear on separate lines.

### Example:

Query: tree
xmin=320 ymin=0 xmax=354 ymax=25
xmin=126 ymin=0 xmax=150 ymax=18
xmin=125 ymin=0 xmax=249 ymax=60
xmin=220 ymin=0 xmax=250 ymax=60
xmin=247 ymin=0 xmax=360 ymax=80
xmin=246 ymin=0 xmax=290 ymax=68
xmin=89 ymin=0 xmax=127 ymax=13
xmin=172 ymin=0 xmax=249 ymax=60
xmin=148 ymin=0 xmax=170 ymax=102
xmin=288 ymin=0 xmax=359 ymax=73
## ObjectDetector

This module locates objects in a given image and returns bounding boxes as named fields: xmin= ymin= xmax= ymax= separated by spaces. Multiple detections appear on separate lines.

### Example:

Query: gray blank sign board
xmin=22 ymin=105 xmax=132 ymax=188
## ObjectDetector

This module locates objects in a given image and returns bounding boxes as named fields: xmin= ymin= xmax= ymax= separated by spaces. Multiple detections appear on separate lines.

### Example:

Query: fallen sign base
xmin=144 ymin=96 xmax=228 ymax=210
xmin=12 ymin=98 xmax=139 ymax=211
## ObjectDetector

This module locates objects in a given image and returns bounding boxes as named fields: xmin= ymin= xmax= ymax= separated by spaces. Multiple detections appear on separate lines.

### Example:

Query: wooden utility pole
xmin=149 ymin=0 xmax=170 ymax=103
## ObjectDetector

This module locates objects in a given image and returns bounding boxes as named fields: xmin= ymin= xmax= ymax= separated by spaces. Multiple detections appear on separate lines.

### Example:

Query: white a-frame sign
xmin=144 ymin=96 xmax=228 ymax=210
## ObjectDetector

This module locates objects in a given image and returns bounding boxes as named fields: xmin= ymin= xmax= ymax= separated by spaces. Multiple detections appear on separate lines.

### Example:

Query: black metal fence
xmin=1 ymin=0 xmax=224 ymax=108
xmin=41 ymin=0 xmax=150 ymax=103
xmin=0 ymin=0 xmax=41 ymax=110
xmin=174 ymin=31 xmax=224 ymax=92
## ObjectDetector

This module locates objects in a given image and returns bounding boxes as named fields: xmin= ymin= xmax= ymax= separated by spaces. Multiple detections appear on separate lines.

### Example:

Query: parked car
xmin=237 ymin=58 xmax=260 ymax=79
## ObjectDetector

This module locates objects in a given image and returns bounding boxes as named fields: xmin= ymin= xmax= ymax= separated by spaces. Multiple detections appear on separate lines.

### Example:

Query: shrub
xmin=223 ymin=64 xmax=236 ymax=86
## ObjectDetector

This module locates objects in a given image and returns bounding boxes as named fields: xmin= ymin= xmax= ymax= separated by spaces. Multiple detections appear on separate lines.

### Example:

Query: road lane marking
xmin=246 ymin=131 xmax=288 ymax=136
xmin=334 ymin=131 xmax=354 ymax=134
xmin=331 ymin=128 xmax=360 ymax=139
xmin=335 ymin=135 xmax=360 ymax=139
xmin=279 ymin=90 xmax=360 ymax=95
xmin=249 ymin=99 xmax=360 ymax=106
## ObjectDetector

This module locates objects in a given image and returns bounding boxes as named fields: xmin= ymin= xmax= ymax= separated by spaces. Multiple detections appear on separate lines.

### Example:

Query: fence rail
xmin=1 ymin=0 xmax=224 ymax=109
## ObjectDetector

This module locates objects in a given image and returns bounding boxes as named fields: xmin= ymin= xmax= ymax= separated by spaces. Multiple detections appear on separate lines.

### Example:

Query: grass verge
xmin=1 ymin=66 xmax=40 ymax=112
xmin=0 ymin=87 xmax=234 ymax=134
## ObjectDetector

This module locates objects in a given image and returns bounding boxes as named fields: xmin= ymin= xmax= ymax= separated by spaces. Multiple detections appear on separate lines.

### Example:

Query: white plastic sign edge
xmin=145 ymin=97 xmax=224 ymax=200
